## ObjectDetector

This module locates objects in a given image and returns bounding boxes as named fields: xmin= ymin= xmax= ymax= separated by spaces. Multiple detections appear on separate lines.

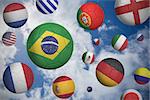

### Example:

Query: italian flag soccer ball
xmin=112 ymin=34 xmax=128 ymax=51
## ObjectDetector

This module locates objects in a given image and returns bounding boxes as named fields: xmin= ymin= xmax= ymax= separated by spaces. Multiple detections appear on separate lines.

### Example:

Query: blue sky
xmin=0 ymin=0 xmax=149 ymax=100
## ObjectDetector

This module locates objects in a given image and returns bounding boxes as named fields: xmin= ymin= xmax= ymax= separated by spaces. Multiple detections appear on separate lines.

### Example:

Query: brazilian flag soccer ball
xmin=27 ymin=23 xmax=73 ymax=69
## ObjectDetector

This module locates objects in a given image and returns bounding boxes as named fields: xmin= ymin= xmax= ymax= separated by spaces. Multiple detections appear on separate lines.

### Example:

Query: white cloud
xmin=0 ymin=46 xmax=17 ymax=79
xmin=0 ymin=0 xmax=149 ymax=100
xmin=98 ymin=23 xmax=118 ymax=32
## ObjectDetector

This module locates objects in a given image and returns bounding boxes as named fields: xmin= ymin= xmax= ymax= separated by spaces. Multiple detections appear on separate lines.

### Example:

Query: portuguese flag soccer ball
xmin=27 ymin=23 xmax=73 ymax=69
xmin=77 ymin=2 xmax=104 ymax=30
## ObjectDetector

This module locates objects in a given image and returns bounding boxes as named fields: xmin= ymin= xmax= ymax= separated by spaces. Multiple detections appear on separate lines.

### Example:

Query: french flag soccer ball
xmin=3 ymin=62 xmax=34 ymax=93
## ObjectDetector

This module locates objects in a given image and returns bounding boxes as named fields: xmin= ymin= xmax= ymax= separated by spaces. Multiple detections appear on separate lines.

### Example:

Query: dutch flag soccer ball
xmin=3 ymin=3 xmax=28 ymax=28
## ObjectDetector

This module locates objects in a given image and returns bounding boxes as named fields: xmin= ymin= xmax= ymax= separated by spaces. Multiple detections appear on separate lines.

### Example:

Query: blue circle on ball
xmin=41 ymin=36 xmax=58 ymax=55
xmin=87 ymin=86 xmax=92 ymax=92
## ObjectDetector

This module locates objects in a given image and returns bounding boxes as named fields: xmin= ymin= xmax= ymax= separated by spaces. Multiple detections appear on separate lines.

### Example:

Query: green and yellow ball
xmin=27 ymin=23 xmax=73 ymax=69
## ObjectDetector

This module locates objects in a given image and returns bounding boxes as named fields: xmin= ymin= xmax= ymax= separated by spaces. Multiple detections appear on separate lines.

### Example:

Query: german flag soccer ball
xmin=96 ymin=58 xmax=124 ymax=87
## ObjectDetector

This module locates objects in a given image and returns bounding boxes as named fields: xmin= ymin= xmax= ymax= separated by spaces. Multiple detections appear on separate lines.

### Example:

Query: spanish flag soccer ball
xmin=52 ymin=76 xmax=75 ymax=99
xmin=77 ymin=2 xmax=104 ymax=30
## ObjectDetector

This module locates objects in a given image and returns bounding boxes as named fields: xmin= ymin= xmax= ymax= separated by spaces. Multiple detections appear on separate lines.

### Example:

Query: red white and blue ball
xmin=2 ymin=32 xmax=16 ymax=46
xmin=3 ymin=62 xmax=34 ymax=93
xmin=41 ymin=36 xmax=59 ymax=55
xmin=3 ymin=3 xmax=28 ymax=28
xmin=36 ymin=0 xmax=58 ymax=14
xmin=93 ymin=38 xmax=100 ymax=46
